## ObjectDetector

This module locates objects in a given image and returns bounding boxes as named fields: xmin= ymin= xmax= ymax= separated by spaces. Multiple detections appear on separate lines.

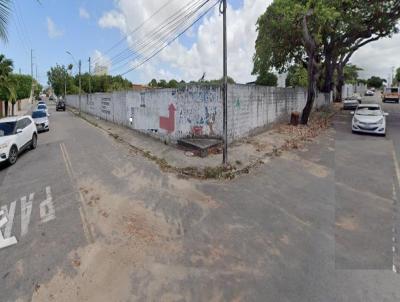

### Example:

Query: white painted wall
xmin=66 ymin=84 xmax=331 ymax=143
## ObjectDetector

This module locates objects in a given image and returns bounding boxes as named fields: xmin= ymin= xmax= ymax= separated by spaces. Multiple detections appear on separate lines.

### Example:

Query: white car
xmin=0 ymin=116 xmax=38 ymax=165
xmin=32 ymin=110 xmax=50 ymax=132
xmin=351 ymin=104 xmax=388 ymax=136
xmin=37 ymin=104 xmax=49 ymax=116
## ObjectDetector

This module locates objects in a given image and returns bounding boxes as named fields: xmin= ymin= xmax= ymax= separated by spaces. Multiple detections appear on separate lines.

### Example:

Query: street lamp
xmin=66 ymin=51 xmax=81 ymax=115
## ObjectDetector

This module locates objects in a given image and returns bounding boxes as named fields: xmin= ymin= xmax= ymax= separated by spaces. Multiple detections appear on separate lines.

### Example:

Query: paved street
xmin=1 ymin=96 xmax=400 ymax=301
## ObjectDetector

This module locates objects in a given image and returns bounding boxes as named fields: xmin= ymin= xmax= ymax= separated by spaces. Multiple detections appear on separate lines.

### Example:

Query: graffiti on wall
xmin=159 ymin=103 xmax=176 ymax=133
xmin=101 ymin=98 xmax=111 ymax=115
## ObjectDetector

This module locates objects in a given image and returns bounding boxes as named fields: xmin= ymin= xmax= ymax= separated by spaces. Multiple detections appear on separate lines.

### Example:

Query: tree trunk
xmin=4 ymin=101 xmax=8 ymax=117
xmin=321 ymin=58 xmax=335 ymax=93
xmin=11 ymin=103 xmax=15 ymax=116
xmin=335 ymin=65 xmax=345 ymax=102
xmin=0 ymin=101 xmax=3 ymax=118
xmin=301 ymin=56 xmax=317 ymax=125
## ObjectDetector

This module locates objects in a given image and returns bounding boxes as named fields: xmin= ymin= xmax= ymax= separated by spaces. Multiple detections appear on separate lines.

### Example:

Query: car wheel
xmin=8 ymin=145 xmax=18 ymax=165
xmin=31 ymin=133 xmax=37 ymax=149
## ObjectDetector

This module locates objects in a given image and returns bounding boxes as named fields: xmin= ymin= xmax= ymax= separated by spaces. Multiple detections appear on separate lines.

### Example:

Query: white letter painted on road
xmin=0 ymin=210 xmax=17 ymax=249
xmin=21 ymin=193 xmax=34 ymax=237
xmin=40 ymin=187 xmax=55 ymax=223
xmin=1 ymin=201 xmax=16 ymax=238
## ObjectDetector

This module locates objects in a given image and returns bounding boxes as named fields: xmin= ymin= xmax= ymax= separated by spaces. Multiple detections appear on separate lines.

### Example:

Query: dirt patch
xmin=336 ymin=216 xmax=358 ymax=231
xmin=32 ymin=177 xmax=184 ymax=302
xmin=282 ymin=153 xmax=330 ymax=178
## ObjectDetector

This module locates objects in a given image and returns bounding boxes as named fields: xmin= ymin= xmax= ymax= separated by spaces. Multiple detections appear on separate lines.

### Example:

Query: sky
xmin=0 ymin=0 xmax=399 ymax=86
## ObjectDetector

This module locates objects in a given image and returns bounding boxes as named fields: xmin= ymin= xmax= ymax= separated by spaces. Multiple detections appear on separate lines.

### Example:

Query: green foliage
xmin=343 ymin=64 xmax=363 ymax=85
xmin=148 ymin=76 xmax=235 ymax=88
xmin=367 ymin=76 xmax=386 ymax=89
xmin=47 ymin=64 xmax=132 ymax=95
xmin=0 ymin=0 xmax=10 ymax=42
xmin=255 ymin=70 xmax=278 ymax=86
xmin=396 ymin=67 xmax=400 ymax=84
xmin=47 ymin=64 xmax=71 ymax=96
xmin=10 ymin=74 xmax=33 ymax=99
xmin=286 ymin=65 xmax=308 ymax=87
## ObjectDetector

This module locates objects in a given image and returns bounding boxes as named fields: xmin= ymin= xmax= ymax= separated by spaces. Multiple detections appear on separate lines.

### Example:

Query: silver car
xmin=32 ymin=110 xmax=50 ymax=132
xmin=351 ymin=104 xmax=388 ymax=136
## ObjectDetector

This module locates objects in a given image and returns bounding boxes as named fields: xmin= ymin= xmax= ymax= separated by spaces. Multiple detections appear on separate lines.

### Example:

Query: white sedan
xmin=351 ymin=104 xmax=388 ymax=136
xmin=0 ymin=116 xmax=38 ymax=165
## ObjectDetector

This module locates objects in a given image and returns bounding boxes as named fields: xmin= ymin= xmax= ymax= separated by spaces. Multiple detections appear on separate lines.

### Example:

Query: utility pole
xmin=64 ymin=72 xmax=67 ymax=99
xmin=79 ymin=60 xmax=82 ymax=115
xmin=88 ymin=57 xmax=92 ymax=95
xmin=36 ymin=65 xmax=38 ymax=82
xmin=222 ymin=0 xmax=228 ymax=165
xmin=31 ymin=49 xmax=34 ymax=103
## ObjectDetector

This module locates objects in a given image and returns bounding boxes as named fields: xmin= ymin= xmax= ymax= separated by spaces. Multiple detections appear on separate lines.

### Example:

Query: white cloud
xmin=350 ymin=33 xmax=400 ymax=82
xmin=92 ymin=50 xmax=112 ymax=70
xmin=98 ymin=0 xmax=400 ymax=84
xmin=79 ymin=7 xmax=90 ymax=19
xmin=98 ymin=0 xmax=271 ymax=83
xmin=46 ymin=17 xmax=63 ymax=38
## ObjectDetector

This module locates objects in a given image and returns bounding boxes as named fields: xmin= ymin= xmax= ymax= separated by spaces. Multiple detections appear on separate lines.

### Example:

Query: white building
xmin=94 ymin=64 xmax=108 ymax=76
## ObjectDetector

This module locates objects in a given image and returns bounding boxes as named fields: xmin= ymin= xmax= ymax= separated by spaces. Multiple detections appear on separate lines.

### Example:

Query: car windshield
xmin=0 ymin=121 xmax=16 ymax=137
xmin=32 ymin=111 xmax=47 ymax=118
xmin=37 ymin=105 xmax=47 ymax=110
xmin=356 ymin=106 xmax=381 ymax=116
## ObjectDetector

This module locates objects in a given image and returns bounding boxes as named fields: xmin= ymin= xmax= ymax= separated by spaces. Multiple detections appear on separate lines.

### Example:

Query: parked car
xmin=351 ymin=104 xmax=388 ymax=136
xmin=32 ymin=110 xmax=50 ymax=132
xmin=0 ymin=116 xmax=37 ymax=165
xmin=353 ymin=93 xmax=362 ymax=102
xmin=365 ymin=90 xmax=374 ymax=96
xmin=38 ymin=101 xmax=46 ymax=105
xmin=382 ymin=87 xmax=399 ymax=103
xmin=37 ymin=104 xmax=49 ymax=116
xmin=343 ymin=96 xmax=360 ymax=110
xmin=56 ymin=100 xmax=66 ymax=111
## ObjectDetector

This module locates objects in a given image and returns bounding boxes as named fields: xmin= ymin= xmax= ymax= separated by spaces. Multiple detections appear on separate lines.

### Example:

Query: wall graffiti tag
xmin=101 ymin=98 xmax=111 ymax=115
xmin=159 ymin=103 xmax=176 ymax=133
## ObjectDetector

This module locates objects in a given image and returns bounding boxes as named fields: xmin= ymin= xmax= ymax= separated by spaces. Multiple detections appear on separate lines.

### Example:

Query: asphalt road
xmin=0 ymin=96 xmax=400 ymax=301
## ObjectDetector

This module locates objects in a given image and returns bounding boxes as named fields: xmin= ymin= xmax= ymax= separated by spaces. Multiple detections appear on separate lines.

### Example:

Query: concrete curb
xmin=67 ymin=106 xmax=336 ymax=180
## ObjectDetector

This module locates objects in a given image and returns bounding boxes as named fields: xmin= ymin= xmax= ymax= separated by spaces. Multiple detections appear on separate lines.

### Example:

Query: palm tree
xmin=0 ymin=54 xmax=13 ymax=116
xmin=0 ymin=0 xmax=10 ymax=42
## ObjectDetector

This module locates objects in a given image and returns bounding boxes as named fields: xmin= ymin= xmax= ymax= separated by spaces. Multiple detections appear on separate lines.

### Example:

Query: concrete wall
xmin=342 ymin=83 xmax=368 ymax=99
xmin=66 ymin=84 xmax=331 ymax=143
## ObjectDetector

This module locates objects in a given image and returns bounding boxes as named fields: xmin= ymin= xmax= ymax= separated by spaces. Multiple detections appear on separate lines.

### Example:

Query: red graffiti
xmin=159 ymin=103 xmax=176 ymax=133
xmin=192 ymin=126 xmax=203 ymax=136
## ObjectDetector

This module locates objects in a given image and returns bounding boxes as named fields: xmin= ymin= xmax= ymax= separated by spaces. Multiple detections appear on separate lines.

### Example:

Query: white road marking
xmin=40 ymin=186 xmax=56 ymax=223
xmin=0 ymin=210 xmax=17 ymax=249
xmin=60 ymin=143 xmax=94 ymax=243
xmin=1 ymin=201 xmax=16 ymax=238
xmin=21 ymin=193 xmax=34 ymax=237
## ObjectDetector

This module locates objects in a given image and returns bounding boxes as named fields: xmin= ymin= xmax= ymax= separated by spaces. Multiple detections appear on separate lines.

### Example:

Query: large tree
xmin=367 ymin=76 xmax=386 ymax=89
xmin=318 ymin=1 xmax=400 ymax=98
xmin=253 ymin=0 xmax=338 ymax=124
xmin=254 ymin=0 xmax=400 ymax=124
xmin=0 ymin=54 xmax=13 ymax=116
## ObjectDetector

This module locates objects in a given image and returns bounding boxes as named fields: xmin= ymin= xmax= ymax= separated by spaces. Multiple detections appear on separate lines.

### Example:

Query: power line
xmin=109 ymin=0 xmax=208 ymax=71
xmin=106 ymin=0 xmax=205 ymax=68
xmin=13 ymin=1 xmax=33 ymax=47
xmin=119 ymin=0 xmax=219 ymax=76
xmin=91 ymin=0 xmax=177 ymax=65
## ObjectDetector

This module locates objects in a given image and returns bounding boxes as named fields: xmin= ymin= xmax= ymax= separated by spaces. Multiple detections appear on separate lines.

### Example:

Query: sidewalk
xmin=15 ymin=98 xmax=33 ymax=116
xmin=69 ymin=106 xmax=337 ymax=179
